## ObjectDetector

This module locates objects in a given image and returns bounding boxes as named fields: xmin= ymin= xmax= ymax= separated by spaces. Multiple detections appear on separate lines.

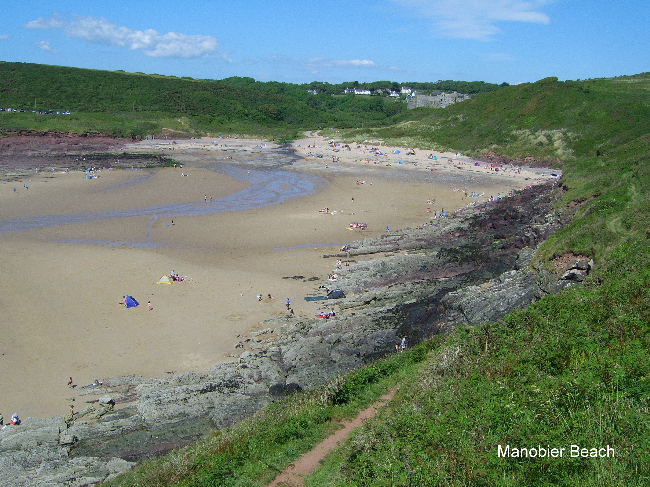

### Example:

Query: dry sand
xmin=0 ymin=135 xmax=554 ymax=419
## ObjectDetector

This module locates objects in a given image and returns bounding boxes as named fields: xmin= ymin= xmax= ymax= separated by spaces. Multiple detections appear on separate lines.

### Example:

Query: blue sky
xmin=1 ymin=0 xmax=648 ymax=85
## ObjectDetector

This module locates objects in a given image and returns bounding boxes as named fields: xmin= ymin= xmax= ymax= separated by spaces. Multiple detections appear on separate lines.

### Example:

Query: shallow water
xmin=0 ymin=163 xmax=323 ymax=235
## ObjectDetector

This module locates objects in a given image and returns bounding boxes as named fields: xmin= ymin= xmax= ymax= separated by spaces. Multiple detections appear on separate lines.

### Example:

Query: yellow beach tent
xmin=157 ymin=275 xmax=173 ymax=284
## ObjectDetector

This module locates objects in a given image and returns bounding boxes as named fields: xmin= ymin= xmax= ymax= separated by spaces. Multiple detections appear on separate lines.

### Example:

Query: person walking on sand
xmin=285 ymin=298 xmax=291 ymax=310
xmin=148 ymin=301 xmax=152 ymax=311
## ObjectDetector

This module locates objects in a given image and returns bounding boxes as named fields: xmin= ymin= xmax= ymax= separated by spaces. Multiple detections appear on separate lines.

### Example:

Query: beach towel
xmin=304 ymin=296 xmax=328 ymax=302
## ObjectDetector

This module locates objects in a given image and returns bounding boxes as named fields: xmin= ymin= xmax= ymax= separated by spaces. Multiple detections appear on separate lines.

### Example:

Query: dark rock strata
xmin=0 ymin=180 xmax=594 ymax=486
xmin=0 ymin=131 xmax=170 ymax=176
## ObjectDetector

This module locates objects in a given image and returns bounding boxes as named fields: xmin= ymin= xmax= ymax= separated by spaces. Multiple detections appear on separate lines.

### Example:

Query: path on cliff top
xmin=268 ymin=388 xmax=397 ymax=487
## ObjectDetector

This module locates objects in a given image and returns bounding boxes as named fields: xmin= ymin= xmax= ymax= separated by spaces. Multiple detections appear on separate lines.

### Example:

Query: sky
xmin=0 ymin=0 xmax=648 ymax=85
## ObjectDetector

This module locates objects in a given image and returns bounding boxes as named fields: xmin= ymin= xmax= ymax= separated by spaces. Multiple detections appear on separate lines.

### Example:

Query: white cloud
xmin=307 ymin=58 xmax=377 ymax=68
xmin=0 ymin=34 xmax=10 ymax=40
xmin=24 ymin=14 xmax=218 ymax=58
xmin=391 ymin=0 xmax=551 ymax=41
xmin=335 ymin=59 xmax=377 ymax=67
xmin=35 ymin=40 xmax=57 ymax=53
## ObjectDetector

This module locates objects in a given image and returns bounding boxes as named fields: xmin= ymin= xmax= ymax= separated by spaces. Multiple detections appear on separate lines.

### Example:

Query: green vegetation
xmin=2 ymin=63 xmax=648 ymax=484
xmin=0 ymin=62 xmax=504 ymax=141
xmin=0 ymin=62 xmax=417 ymax=139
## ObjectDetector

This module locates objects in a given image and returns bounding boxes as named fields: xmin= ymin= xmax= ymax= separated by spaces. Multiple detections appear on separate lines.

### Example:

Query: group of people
xmin=0 ymin=413 xmax=21 ymax=428
xmin=341 ymin=245 xmax=351 ymax=258
xmin=285 ymin=298 xmax=294 ymax=316
xmin=169 ymin=270 xmax=185 ymax=282
xmin=253 ymin=295 xmax=293 ymax=315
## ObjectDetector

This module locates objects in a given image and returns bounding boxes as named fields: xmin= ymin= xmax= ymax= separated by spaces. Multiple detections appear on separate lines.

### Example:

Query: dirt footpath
xmin=268 ymin=389 xmax=397 ymax=487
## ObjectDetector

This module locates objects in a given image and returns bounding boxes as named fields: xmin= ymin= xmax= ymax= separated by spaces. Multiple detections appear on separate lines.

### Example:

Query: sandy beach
xmin=0 ymin=134 xmax=556 ymax=419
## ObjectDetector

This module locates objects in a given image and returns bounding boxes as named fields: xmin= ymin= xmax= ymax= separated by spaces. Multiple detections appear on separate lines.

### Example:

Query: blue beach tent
xmin=125 ymin=295 xmax=139 ymax=308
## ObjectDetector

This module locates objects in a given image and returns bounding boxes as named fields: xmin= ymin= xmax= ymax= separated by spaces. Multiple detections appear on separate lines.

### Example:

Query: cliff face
xmin=1 ymin=180 xmax=592 ymax=486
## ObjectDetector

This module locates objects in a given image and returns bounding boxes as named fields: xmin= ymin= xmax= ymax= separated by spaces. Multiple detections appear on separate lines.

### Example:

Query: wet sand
xmin=0 ymin=135 xmax=553 ymax=418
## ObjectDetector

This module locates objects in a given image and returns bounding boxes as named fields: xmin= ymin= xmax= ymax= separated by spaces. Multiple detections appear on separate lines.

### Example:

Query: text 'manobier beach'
xmin=498 ymin=444 xmax=615 ymax=458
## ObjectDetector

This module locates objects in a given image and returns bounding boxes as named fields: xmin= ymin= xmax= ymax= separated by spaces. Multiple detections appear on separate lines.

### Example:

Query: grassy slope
xmin=0 ymin=62 xmax=318 ymax=140
xmin=0 ymin=62 xmax=410 ymax=140
xmin=311 ymin=75 xmax=650 ymax=486
xmin=86 ymin=73 xmax=649 ymax=486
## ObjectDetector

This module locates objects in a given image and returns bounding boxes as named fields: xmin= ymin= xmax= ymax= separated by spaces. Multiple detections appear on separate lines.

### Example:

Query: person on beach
xmin=285 ymin=298 xmax=291 ymax=310
xmin=10 ymin=414 xmax=20 ymax=425
xmin=148 ymin=301 xmax=152 ymax=311
xmin=401 ymin=337 xmax=407 ymax=351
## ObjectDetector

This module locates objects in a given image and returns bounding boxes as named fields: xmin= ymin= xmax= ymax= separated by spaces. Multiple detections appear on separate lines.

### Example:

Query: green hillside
xmin=0 ymin=62 xmax=411 ymax=139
